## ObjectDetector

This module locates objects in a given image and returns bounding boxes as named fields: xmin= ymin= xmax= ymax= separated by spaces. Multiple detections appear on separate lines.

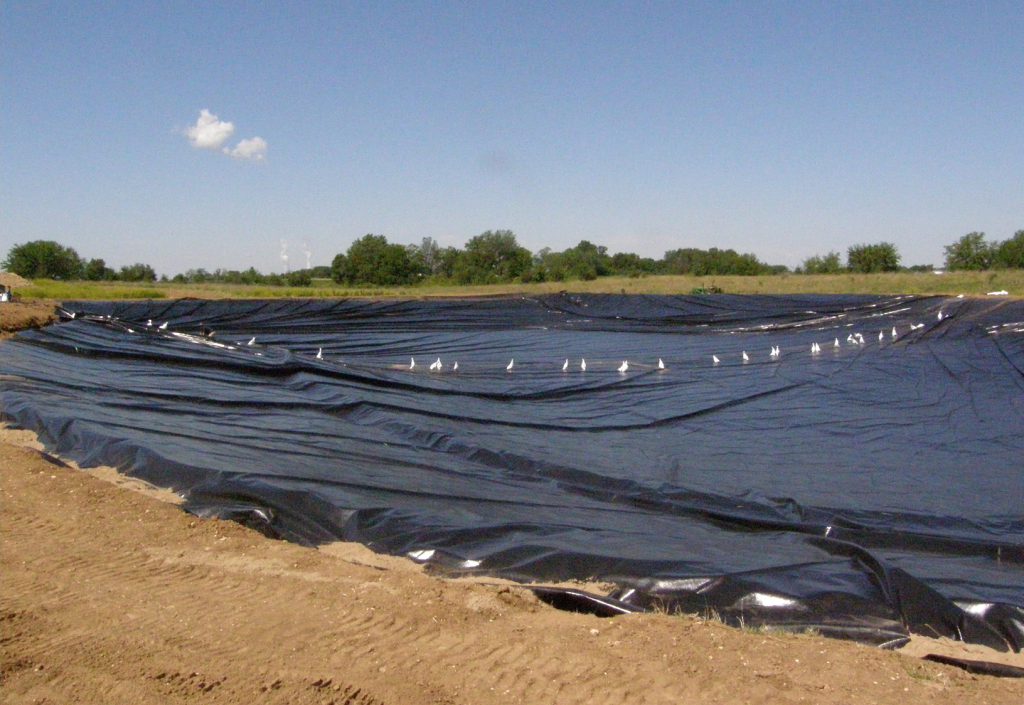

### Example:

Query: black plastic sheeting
xmin=1 ymin=294 xmax=1021 ymax=651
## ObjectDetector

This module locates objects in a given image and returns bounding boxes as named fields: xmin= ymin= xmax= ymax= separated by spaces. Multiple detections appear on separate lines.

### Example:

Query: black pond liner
xmin=1 ymin=294 xmax=1021 ymax=655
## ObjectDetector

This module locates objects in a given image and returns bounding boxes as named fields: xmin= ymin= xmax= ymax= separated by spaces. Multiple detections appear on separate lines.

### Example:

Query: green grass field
xmin=14 ymin=269 xmax=1024 ymax=301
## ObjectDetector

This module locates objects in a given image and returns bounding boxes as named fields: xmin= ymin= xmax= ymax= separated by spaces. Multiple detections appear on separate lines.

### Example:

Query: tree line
xmin=2 ymin=241 xmax=159 ymax=282
xmin=798 ymin=230 xmax=1024 ymax=275
xmin=331 ymin=229 xmax=1017 ymax=285
xmin=941 ymin=231 xmax=1024 ymax=271
xmin=0 ymin=240 xmax=319 ymax=286
xmin=4 ymin=229 xmax=1022 ymax=287
xmin=331 ymin=231 xmax=797 ymax=286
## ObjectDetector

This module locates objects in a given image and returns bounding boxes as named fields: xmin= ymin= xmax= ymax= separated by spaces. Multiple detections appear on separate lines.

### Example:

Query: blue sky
xmin=2 ymin=1 xmax=1022 ymax=275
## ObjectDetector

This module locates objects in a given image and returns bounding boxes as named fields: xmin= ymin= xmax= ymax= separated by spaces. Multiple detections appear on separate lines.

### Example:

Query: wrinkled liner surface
xmin=1 ymin=294 xmax=1021 ymax=651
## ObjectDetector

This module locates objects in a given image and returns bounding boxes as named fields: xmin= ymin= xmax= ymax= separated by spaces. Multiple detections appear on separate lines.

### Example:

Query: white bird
xmin=618 ymin=360 xmax=629 ymax=373
xmin=658 ymin=358 xmax=665 ymax=370
xmin=507 ymin=359 xmax=514 ymax=372
xmin=891 ymin=326 xmax=897 ymax=338
xmin=712 ymin=355 xmax=720 ymax=365
xmin=810 ymin=342 xmax=819 ymax=354
xmin=847 ymin=333 xmax=855 ymax=344
xmin=937 ymin=311 xmax=944 ymax=321
xmin=910 ymin=323 xmax=923 ymax=330
xmin=453 ymin=361 xmax=459 ymax=371
xmin=430 ymin=357 xmax=442 ymax=371
xmin=247 ymin=336 xmax=256 ymax=346
xmin=409 ymin=357 xmax=416 ymax=369
xmin=742 ymin=351 xmax=749 ymax=362
xmin=146 ymin=319 xmax=153 ymax=327
xmin=855 ymin=333 xmax=865 ymax=345
xmin=769 ymin=346 xmax=778 ymax=358
xmin=878 ymin=330 xmax=884 ymax=342
xmin=562 ymin=358 xmax=569 ymax=372
xmin=580 ymin=358 xmax=587 ymax=371
xmin=159 ymin=321 xmax=168 ymax=330
xmin=834 ymin=338 xmax=840 ymax=348
xmin=316 ymin=348 xmax=323 ymax=360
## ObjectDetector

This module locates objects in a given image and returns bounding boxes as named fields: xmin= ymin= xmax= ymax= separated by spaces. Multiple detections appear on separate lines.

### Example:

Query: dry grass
xmin=13 ymin=270 xmax=1024 ymax=300
xmin=17 ymin=280 xmax=167 ymax=300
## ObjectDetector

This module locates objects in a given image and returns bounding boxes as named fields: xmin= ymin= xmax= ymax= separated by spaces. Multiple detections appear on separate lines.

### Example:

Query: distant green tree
xmin=846 ymin=242 xmax=900 ymax=273
xmin=403 ymin=241 xmax=460 ymax=280
xmin=240 ymin=267 xmax=263 ymax=284
xmin=800 ymin=251 xmax=843 ymax=274
xmin=435 ymin=246 xmax=461 ymax=279
xmin=530 ymin=241 xmax=612 ymax=282
xmin=3 ymin=240 xmax=83 ymax=280
xmin=208 ymin=268 xmax=239 ymax=284
xmin=524 ymin=248 xmax=557 ymax=283
xmin=453 ymin=230 xmax=532 ymax=284
xmin=330 ymin=253 xmax=348 ymax=283
xmin=332 ymin=234 xmax=417 ymax=286
xmin=119 ymin=263 xmax=157 ymax=282
xmin=993 ymin=230 xmax=1024 ymax=269
xmin=661 ymin=247 xmax=770 ymax=276
xmin=83 ymin=257 xmax=116 ymax=281
xmin=943 ymin=232 xmax=993 ymax=271
xmin=608 ymin=252 xmax=658 ymax=277
xmin=181 ymin=268 xmax=212 ymax=283
xmin=411 ymin=237 xmax=451 ymax=277
xmin=285 ymin=270 xmax=312 ymax=286
xmin=661 ymin=248 xmax=700 ymax=275
xmin=560 ymin=240 xmax=610 ymax=280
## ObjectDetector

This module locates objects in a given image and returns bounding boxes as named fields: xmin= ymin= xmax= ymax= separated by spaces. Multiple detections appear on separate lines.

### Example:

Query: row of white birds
xmin=137 ymin=315 xmax=945 ymax=373
xmin=406 ymin=357 xmax=648 ymax=373
xmin=391 ymin=324 xmax=913 ymax=373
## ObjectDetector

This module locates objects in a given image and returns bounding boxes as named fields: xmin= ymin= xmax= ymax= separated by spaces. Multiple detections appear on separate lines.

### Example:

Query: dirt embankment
xmin=0 ymin=300 xmax=58 ymax=338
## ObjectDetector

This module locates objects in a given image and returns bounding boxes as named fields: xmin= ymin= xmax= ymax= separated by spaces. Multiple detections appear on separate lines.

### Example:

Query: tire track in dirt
xmin=2 ymin=452 xmax=396 ymax=704
xmin=5 ymin=475 xmax=667 ymax=704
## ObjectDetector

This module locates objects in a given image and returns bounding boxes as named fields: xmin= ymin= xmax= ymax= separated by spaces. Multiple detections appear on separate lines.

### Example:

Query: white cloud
xmin=184 ymin=109 xmax=268 ymax=163
xmin=186 ymin=109 xmax=235 ymax=150
xmin=224 ymin=136 xmax=268 ymax=161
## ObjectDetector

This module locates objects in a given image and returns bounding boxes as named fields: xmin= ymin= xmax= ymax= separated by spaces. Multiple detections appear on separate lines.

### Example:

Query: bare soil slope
xmin=0 ymin=300 xmax=57 ymax=338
